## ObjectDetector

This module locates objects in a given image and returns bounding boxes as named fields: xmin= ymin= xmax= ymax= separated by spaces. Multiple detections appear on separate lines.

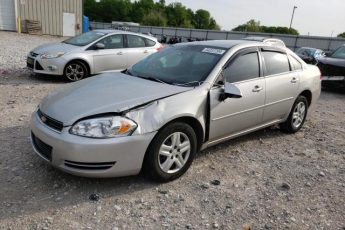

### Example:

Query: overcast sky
xmin=162 ymin=0 xmax=345 ymax=37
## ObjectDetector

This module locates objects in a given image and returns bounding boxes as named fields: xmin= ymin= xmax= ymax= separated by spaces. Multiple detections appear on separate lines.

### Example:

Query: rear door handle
xmin=252 ymin=85 xmax=263 ymax=92
xmin=143 ymin=50 xmax=149 ymax=54
xmin=117 ymin=51 xmax=123 ymax=55
xmin=291 ymin=77 xmax=298 ymax=83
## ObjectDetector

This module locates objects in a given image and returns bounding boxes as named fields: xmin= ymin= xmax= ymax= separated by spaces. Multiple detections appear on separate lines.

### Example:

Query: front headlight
xmin=70 ymin=116 xmax=137 ymax=138
xmin=41 ymin=52 xmax=65 ymax=59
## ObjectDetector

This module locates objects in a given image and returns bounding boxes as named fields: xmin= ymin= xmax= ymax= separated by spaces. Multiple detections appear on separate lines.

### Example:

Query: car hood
xmin=39 ymin=73 xmax=191 ymax=126
xmin=31 ymin=42 xmax=79 ymax=55
xmin=318 ymin=57 xmax=345 ymax=68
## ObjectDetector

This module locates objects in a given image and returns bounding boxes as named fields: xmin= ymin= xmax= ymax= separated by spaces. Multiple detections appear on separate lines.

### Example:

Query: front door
xmin=209 ymin=48 xmax=266 ymax=142
xmin=92 ymin=34 xmax=127 ymax=73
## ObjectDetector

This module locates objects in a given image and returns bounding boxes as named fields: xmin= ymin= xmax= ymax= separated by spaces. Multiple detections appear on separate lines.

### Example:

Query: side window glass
xmin=145 ymin=38 xmax=156 ymax=47
xmin=98 ymin=35 xmax=124 ymax=49
xmin=289 ymin=55 xmax=303 ymax=71
xmin=224 ymin=52 xmax=260 ymax=83
xmin=262 ymin=51 xmax=290 ymax=76
xmin=127 ymin=35 xmax=146 ymax=48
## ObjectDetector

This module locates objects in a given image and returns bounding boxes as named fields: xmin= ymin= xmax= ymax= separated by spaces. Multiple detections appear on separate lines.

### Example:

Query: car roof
xmin=298 ymin=47 xmax=322 ymax=51
xmin=183 ymin=39 xmax=263 ymax=49
xmin=92 ymin=29 xmax=158 ymax=41
xmin=242 ymin=36 xmax=283 ymax=42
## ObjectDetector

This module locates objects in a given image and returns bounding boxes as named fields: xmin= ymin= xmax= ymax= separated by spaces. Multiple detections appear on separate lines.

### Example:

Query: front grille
xmin=31 ymin=132 xmax=52 ymax=161
xmin=37 ymin=109 xmax=64 ymax=132
xmin=35 ymin=61 xmax=44 ymax=70
xmin=30 ymin=52 xmax=39 ymax=57
xmin=64 ymin=160 xmax=116 ymax=170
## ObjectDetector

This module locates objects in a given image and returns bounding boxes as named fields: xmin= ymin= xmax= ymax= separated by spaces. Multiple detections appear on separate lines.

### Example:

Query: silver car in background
xmin=31 ymin=40 xmax=321 ymax=181
xmin=27 ymin=30 xmax=162 ymax=81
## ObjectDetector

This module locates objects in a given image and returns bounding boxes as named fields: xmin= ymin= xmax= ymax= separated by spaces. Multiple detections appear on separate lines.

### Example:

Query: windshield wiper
xmin=124 ymin=70 xmax=171 ymax=84
xmin=172 ymin=81 xmax=205 ymax=87
xmin=138 ymin=76 xmax=171 ymax=84
xmin=124 ymin=69 xmax=133 ymax=76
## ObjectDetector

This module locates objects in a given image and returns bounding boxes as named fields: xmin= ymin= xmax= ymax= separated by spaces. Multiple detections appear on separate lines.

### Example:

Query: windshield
xmin=63 ymin=31 xmax=106 ymax=46
xmin=297 ymin=48 xmax=316 ymax=57
xmin=129 ymin=45 xmax=227 ymax=86
xmin=331 ymin=46 xmax=345 ymax=59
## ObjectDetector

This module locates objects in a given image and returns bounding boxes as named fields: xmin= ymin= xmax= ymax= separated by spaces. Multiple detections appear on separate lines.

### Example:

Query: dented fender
xmin=126 ymin=87 xmax=209 ymax=140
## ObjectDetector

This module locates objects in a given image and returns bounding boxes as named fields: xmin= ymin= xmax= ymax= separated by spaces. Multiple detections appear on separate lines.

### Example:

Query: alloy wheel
xmin=65 ymin=63 xmax=85 ymax=81
xmin=158 ymin=132 xmax=191 ymax=174
xmin=292 ymin=101 xmax=306 ymax=129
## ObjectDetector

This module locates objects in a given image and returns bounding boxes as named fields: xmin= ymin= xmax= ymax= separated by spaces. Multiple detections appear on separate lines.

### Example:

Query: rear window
xmin=145 ymin=38 xmax=156 ymax=47
xmin=289 ymin=55 xmax=303 ymax=71
xmin=127 ymin=35 xmax=146 ymax=48
xmin=263 ymin=51 xmax=290 ymax=76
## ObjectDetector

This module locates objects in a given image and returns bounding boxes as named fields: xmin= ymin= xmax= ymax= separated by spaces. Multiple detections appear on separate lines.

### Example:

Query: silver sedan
xmin=26 ymin=30 xmax=162 ymax=81
xmin=30 ymin=40 xmax=321 ymax=181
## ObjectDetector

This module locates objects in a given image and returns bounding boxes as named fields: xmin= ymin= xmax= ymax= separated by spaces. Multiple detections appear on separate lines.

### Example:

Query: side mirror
xmin=95 ymin=43 xmax=105 ymax=49
xmin=324 ymin=51 xmax=332 ymax=57
xmin=219 ymin=82 xmax=242 ymax=101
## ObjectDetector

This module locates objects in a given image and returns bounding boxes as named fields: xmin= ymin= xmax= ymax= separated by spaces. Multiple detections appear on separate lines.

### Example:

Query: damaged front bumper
xmin=30 ymin=111 xmax=157 ymax=178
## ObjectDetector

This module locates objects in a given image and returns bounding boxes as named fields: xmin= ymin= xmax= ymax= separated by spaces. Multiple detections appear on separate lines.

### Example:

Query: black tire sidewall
xmin=64 ymin=61 xmax=88 ymax=82
xmin=145 ymin=122 xmax=197 ymax=182
xmin=288 ymin=96 xmax=308 ymax=132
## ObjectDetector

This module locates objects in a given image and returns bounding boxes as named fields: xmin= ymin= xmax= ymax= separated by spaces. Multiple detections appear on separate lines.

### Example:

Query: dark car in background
xmin=296 ymin=47 xmax=325 ymax=65
xmin=318 ymin=45 xmax=345 ymax=89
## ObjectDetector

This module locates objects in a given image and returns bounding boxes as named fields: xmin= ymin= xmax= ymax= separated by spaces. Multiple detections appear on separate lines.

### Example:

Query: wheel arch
xmin=64 ymin=59 xmax=91 ymax=76
xmin=299 ymin=89 xmax=312 ymax=106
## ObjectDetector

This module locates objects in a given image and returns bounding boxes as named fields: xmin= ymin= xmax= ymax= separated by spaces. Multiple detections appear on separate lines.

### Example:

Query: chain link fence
xmin=90 ymin=22 xmax=345 ymax=52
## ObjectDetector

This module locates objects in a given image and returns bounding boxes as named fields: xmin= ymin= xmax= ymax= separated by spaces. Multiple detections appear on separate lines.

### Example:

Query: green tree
xmin=232 ymin=19 xmax=299 ymax=35
xmin=142 ymin=11 xmax=167 ymax=26
xmin=84 ymin=0 xmax=220 ymax=30
xmin=166 ymin=3 xmax=192 ymax=28
xmin=232 ymin=19 xmax=261 ymax=32
xmin=337 ymin=32 xmax=345 ymax=38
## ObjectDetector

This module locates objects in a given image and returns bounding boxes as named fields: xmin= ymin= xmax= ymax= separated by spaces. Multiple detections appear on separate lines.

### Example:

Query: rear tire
xmin=280 ymin=95 xmax=308 ymax=133
xmin=144 ymin=122 xmax=197 ymax=182
xmin=63 ymin=61 xmax=89 ymax=82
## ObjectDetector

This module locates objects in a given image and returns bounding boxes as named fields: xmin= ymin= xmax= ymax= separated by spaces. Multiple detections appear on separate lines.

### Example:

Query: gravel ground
xmin=0 ymin=32 xmax=345 ymax=230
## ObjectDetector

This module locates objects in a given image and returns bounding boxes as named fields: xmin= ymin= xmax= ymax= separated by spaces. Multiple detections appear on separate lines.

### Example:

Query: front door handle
xmin=252 ymin=85 xmax=263 ymax=92
xmin=117 ymin=51 xmax=124 ymax=55
xmin=291 ymin=77 xmax=298 ymax=83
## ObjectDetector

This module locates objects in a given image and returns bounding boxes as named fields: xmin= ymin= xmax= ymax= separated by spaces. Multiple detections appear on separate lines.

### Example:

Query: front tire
xmin=280 ymin=95 xmax=308 ymax=133
xmin=144 ymin=122 xmax=197 ymax=182
xmin=63 ymin=61 xmax=89 ymax=82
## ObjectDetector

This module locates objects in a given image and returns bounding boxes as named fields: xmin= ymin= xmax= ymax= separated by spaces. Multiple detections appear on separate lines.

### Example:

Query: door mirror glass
xmin=95 ymin=43 xmax=105 ymax=49
xmin=220 ymin=82 xmax=242 ymax=100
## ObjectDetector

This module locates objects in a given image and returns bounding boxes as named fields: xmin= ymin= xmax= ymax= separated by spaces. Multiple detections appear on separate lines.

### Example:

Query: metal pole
xmin=289 ymin=6 xmax=298 ymax=29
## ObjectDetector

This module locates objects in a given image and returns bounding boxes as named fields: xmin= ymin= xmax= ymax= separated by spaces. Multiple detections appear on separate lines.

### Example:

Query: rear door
xmin=125 ymin=35 xmax=155 ymax=67
xmin=91 ymin=34 xmax=127 ymax=73
xmin=209 ymin=48 xmax=266 ymax=142
xmin=261 ymin=48 xmax=300 ymax=123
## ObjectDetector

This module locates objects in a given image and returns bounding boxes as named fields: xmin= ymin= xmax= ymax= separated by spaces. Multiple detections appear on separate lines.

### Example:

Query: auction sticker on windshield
xmin=202 ymin=48 xmax=226 ymax=55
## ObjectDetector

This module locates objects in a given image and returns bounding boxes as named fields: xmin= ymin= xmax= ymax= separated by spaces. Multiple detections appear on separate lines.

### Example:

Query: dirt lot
xmin=0 ymin=32 xmax=344 ymax=230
